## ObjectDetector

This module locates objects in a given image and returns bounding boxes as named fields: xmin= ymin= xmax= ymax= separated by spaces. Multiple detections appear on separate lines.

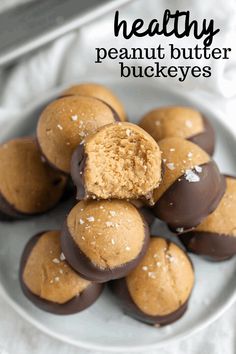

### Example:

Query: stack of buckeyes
xmin=0 ymin=83 xmax=235 ymax=326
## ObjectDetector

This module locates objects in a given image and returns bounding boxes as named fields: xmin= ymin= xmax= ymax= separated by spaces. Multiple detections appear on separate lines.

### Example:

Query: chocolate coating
xmin=20 ymin=232 xmax=103 ymax=314
xmin=61 ymin=219 xmax=150 ymax=283
xmin=110 ymin=278 xmax=189 ymax=326
xmin=70 ymin=144 xmax=86 ymax=200
xmin=153 ymin=162 xmax=226 ymax=231
xmin=188 ymin=117 xmax=215 ymax=156
xmin=139 ymin=207 xmax=155 ymax=227
xmin=179 ymin=231 xmax=236 ymax=261
xmin=0 ymin=192 xmax=25 ymax=220
xmin=178 ymin=175 xmax=236 ymax=261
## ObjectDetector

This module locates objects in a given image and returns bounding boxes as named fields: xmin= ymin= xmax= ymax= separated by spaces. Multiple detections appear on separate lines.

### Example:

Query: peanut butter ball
xmin=61 ymin=200 xmax=149 ymax=282
xmin=110 ymin=237 xmax=194 ymax=326
xmin=139 ymin=106 xmax=215 ymax=155
xmin=37 ymin=96 xmax=118 ymax=174
xmin=71 ymin=122 xmax=162 ymax=204
xmin=20 ymin=230 xmax=103 ymax=314
xmin=180 ymin=176 xmax=236 ymax=261
xmin=62 ymin=83 xmax=126 ymax=121
xmin=0 ymin=138 xmax=67 ymax=219
xmin=153 ymin=137 xmax=225 ymax=231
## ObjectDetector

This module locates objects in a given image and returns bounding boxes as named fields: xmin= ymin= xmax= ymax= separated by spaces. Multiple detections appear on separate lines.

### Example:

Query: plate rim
xmin=0 ymin=79 xmax=235 ymax=352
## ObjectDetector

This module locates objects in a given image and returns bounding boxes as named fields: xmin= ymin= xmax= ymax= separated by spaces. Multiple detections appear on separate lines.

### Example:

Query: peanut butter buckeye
xmin=179 ymin=176 xmax=236 ymax=261
xmin=153 ymin=137 xmax=225 ymax=232
xmin=61 ymin=200 xmax=149 ymax=282
xmin=37 ymin=96 xmax=118 ymax=174
xmin=0 ymin=138 xmax=67 ymax=219
xmin=139 ymin=106 xmax=215 ymax=155
xmin=110 ymin=237 xmax=194 ymax=326
xmin=20 ymin=230 xmax=103 ymax=314
xmin=71 ymin=122 xmax=162 ymax=204
xmin=62 ymin=82 xmax=127 ymax=121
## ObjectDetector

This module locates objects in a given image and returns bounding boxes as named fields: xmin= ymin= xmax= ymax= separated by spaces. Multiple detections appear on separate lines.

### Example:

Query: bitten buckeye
xmin=153 ymin=137 xmax=225 ymax=232
xmin=20 ymin=231 xmax=103 ymax=314
xmin=110 ymin=237 xmax=194 ymax=326
xmin=71 ymin=122 xmax=162 ymax=204
xmin=61 ymin=200 xmax=149 ymax=282
xmin=139 ymin=106 xmax=215 ymax=155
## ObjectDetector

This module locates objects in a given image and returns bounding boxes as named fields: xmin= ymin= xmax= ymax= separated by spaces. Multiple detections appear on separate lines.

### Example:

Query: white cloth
xmin=0 ymin=0 xmax=235 ymax=353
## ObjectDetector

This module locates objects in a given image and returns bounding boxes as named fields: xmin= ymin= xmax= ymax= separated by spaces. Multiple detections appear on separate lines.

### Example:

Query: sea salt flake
xmin=54 ymin=277 xmax=60 ymax=282
xmin=87 ymin=216 xmax=95 ymax=222
xmin=166 ymin=253 xmax=174 ymax=262
xmin=187 ymin=152 xmax=193 ymax=158
xmin=126 ymin=129 xmax=132 ymax=136
xmin=156 ymin=261 xmax=161 ymax=267
xmin=60 ymin=252 xmax=66 ymax=261
xmin=142 ymin=266 xmax=148 ymax=271
xmin=170 ymin=148 xmax=175 ymax=152
xmin=52 ymin=258 xmax=60 ymax=264
xmin=125 ymin=246 xmax=131 ymax=251
xmin=109 ymin=211 xmax=117 ymax=217
xmin=59 ymin=269 xmax=64 ymax=274
xmin=106 ymin=221 xmax=114 ymax=227
xmin=176 ymin=227 xmax=184 ymax=233
xmin=195 ymin=165 xmax=202 ymax=173
xmin=111 ymin=239 xmax=115 ymax=245
xmin=71 ymin=115 xmax=78 ymax=121
xmin=185 ymin=169 xmax=200 ymax=183
xmin=57 ymin=124 xmax=63 ymax=130
xmin=148 ymin=272 xmax=156 ymax=279
xmin=166 ymin=162 xmax=175 ymax=170
xmin=79 ymin=218 xmax=84 ymax=224
xmin=185 ymin=120 xmax=193 ymax=128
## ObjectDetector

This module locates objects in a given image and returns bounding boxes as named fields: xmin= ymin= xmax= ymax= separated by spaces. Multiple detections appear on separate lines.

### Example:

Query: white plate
xmin=0 ymin=79 xmax=235 ymax=353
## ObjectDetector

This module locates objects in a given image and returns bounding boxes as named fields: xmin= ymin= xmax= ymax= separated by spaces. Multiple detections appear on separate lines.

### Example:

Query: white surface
xmin=0 ymin=0 xmax=235 ymax=353
xmin=0 ymin=81 xmax=235 ymax=353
